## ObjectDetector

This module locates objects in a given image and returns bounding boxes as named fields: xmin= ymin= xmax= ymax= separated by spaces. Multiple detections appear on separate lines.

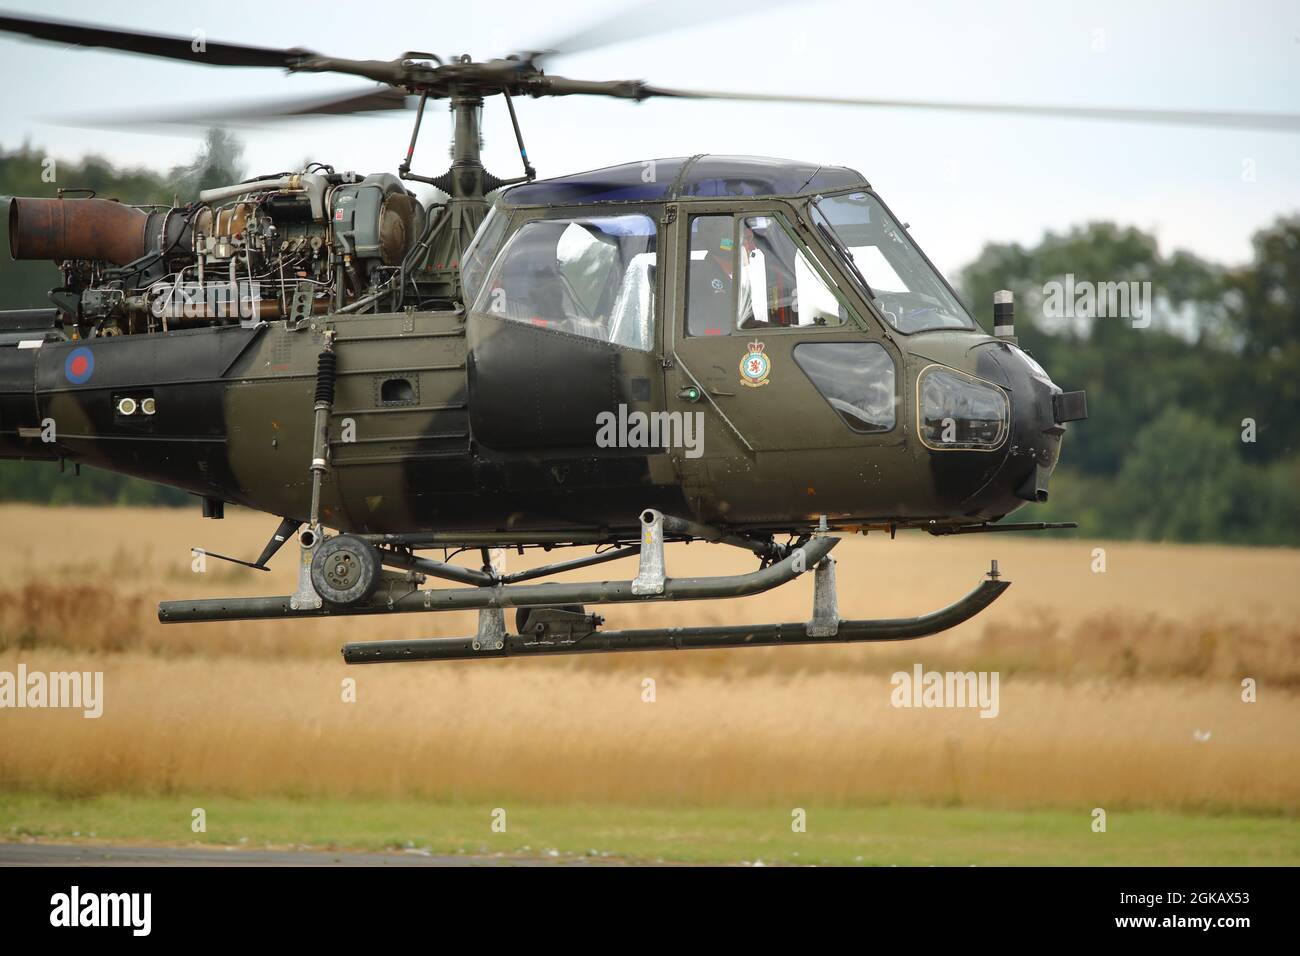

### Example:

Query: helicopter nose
xmin=959 ymin=341 xmax=1085 ymax=511
xmin=1001 ymin=349 xmax=1087 ymax=504
xmin=1014 ymin=385 xmax=1088 ymax=502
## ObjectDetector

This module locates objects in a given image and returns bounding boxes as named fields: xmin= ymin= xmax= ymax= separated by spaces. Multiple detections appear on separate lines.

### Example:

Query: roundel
xmin=64 ymin=347 xmax=94 ymax=385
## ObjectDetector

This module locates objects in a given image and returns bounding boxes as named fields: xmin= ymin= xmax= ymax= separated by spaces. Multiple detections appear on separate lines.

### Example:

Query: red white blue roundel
xmin=64 ymin=347 xmax=94 ymax=385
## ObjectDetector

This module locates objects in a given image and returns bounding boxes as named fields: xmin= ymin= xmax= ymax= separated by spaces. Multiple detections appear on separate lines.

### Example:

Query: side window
xmin=793 ymin=342 xmax=895 ymax=433
xmin=687 ymin=213 xmax=847 ymax=337
xmin=472 ymin=213 xmax=657 ymax=351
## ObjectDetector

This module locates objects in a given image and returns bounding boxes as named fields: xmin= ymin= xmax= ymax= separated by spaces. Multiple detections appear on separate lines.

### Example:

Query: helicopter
xmin=0 ymin=6 xmax=1289 ymax=664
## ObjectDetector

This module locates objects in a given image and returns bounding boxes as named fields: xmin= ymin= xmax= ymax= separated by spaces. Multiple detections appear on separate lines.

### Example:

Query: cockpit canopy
xmin=464 ymin=155 xmax=979 ymax=342
xmin=498 ymin=155 xmax=867 ymax=206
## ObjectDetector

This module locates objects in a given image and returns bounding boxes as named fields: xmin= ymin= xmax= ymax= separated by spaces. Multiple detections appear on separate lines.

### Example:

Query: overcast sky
xmin=1 ymin=0 xmax=1298 ymax=276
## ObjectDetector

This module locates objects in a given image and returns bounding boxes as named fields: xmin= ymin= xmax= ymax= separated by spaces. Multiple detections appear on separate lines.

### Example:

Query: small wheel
xmin=515 ymin=604 xmax=585 ymax=635
xmin=311 ymin=534 xmax=380 ymax=606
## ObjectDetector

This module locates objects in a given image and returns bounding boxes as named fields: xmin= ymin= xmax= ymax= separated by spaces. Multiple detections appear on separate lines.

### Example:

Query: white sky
xmin=1 ymin=0 xmax=1298 ymax=276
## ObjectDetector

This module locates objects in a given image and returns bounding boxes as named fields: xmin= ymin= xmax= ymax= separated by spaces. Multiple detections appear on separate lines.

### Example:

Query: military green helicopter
xmin=0 ymin=7 xmax=1288 ymax=663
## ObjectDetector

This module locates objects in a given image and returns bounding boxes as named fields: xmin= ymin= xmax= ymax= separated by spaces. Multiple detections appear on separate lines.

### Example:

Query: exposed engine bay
xmin=8 ymin=166 xmax=434 ymax=337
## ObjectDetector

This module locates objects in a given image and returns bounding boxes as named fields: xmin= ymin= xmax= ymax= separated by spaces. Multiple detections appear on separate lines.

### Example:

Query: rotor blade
xmin=61 ymin=86 xmax=414 ymax=130
xmin=0 ymin=11 xmax=409 ymax=84
xmin=527 ymin=0 xmax=786 ymax=59
xmin=0 ymin=10 xmax=315 ymax=68
xmin=638 ymin=86 xmax=1300 ymax=133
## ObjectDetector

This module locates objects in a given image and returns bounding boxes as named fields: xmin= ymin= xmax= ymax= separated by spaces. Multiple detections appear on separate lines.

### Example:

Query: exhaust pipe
xmin=9 ymin=197 xmax=154 ymax=266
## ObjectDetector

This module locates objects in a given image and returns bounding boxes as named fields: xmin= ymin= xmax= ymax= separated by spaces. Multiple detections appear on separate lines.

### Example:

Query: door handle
xmin=672 ymin=352 xmax=754 ymax=453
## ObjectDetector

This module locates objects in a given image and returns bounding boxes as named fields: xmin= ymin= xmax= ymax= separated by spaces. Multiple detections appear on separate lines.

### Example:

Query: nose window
xmin=918 ymin=366 xmax=1008 ymax=450
xmin=793 ymin=342 xmax=895 ymax=433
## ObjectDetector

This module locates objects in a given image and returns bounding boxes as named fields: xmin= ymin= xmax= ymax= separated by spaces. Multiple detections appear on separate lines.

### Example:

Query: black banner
xmin=0 ymin=863 xmax=1283 ymax=942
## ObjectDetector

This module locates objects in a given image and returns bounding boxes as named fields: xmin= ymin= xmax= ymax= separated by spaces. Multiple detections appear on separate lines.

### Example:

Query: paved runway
xmin=0 ymin=842 xmax=622 ymax=866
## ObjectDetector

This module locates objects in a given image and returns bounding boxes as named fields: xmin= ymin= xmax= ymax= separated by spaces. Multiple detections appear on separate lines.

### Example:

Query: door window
xmin=686 ymin=213 xmax=846 ymax=336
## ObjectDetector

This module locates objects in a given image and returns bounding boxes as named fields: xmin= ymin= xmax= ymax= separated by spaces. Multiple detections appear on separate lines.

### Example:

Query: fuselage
xmin=0 ymin=156 xmax=1079 ymax=539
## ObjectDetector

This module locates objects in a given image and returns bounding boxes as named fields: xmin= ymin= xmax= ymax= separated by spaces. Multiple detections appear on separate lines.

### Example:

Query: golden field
xmin=1 ymin=504 xmax=1298 ymax=814
xmin=3 ymin=650 xmax=1297 ymax=813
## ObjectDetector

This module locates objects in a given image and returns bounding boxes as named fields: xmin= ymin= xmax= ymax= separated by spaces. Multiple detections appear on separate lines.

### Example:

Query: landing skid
xmin=341 ymin=571 xmax=1009 ymax=663
xmin=159 ymin=509 xmax=1011 ymax=663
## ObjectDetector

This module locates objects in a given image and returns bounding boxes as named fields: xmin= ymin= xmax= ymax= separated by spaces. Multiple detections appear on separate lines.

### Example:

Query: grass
xmin=3 ymin=793 xmax=1297 ymax=865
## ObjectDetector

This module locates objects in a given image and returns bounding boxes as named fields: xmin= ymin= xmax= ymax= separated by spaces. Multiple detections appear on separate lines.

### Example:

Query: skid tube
xmin=341 ymin=570 xmax=1010 ymax=663
xmin=158 ymin=534 xmax=839 ymax=624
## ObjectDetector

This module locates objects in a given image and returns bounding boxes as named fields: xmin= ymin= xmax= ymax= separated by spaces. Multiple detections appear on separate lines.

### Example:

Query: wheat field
xmin=0 ymin=504 xmax=1297 ymax=814
xmin=3 ymin=649 xmax=1297 ymax=813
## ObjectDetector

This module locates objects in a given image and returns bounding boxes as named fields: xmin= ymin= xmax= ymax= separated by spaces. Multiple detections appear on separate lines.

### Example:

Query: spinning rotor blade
xmin=0 ymin=10 xmax=314 ymax=67
xmin=635 ymin=85 xmax=1300 ymax=133
xmin=0 ymin=10 xmax=407 ymax=83
xmin=528 ymin=0 xmax=786 ymax=59
xmin=65 ymin=86 xmax=412 ymax=130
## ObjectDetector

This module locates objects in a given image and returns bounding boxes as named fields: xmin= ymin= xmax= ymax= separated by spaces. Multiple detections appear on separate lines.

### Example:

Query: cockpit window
xmin=472 ymin=213 xmax=656 ymax=351
xmin=811 ymin=191 xmax=976 ymax=334
xmin=794 ymin=342 xmax=895 ymax=432
xmin=686 ymin=213 xmax=846 ymax=336
xmin=461 ymin=206 xmax=509 ymax=306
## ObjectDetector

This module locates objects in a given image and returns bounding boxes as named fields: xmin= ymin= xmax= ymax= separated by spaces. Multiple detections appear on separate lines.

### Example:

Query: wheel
xmin=515 ymin=604 xmax=585 ymax=635
xmin=311 ymin=534 xmax=380 ymax=606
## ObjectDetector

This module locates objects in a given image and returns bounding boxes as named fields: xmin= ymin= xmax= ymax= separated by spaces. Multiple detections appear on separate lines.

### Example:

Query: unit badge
xmin=739 ymin=340 xmax=771 ymax=388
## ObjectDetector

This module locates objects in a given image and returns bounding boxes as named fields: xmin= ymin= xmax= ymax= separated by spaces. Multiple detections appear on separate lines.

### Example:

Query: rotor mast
xmin=426 ymin=94 xmax=488 ymax=305
xmin=398 ymin=83 xmax=528 ymax=306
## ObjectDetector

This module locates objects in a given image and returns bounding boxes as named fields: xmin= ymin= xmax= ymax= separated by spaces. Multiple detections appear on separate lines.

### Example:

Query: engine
xmin=7 ymin=167 xmax=426 ymax=336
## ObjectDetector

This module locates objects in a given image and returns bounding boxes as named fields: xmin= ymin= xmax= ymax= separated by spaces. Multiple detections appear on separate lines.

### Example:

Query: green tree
xmin=1221 ymin=215 xmax=1300 ymax=464
xmin=168 ymin=127 xmax=245 ymax=201
xmin=1110 ymin=409 xmax=1244 ymax=542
